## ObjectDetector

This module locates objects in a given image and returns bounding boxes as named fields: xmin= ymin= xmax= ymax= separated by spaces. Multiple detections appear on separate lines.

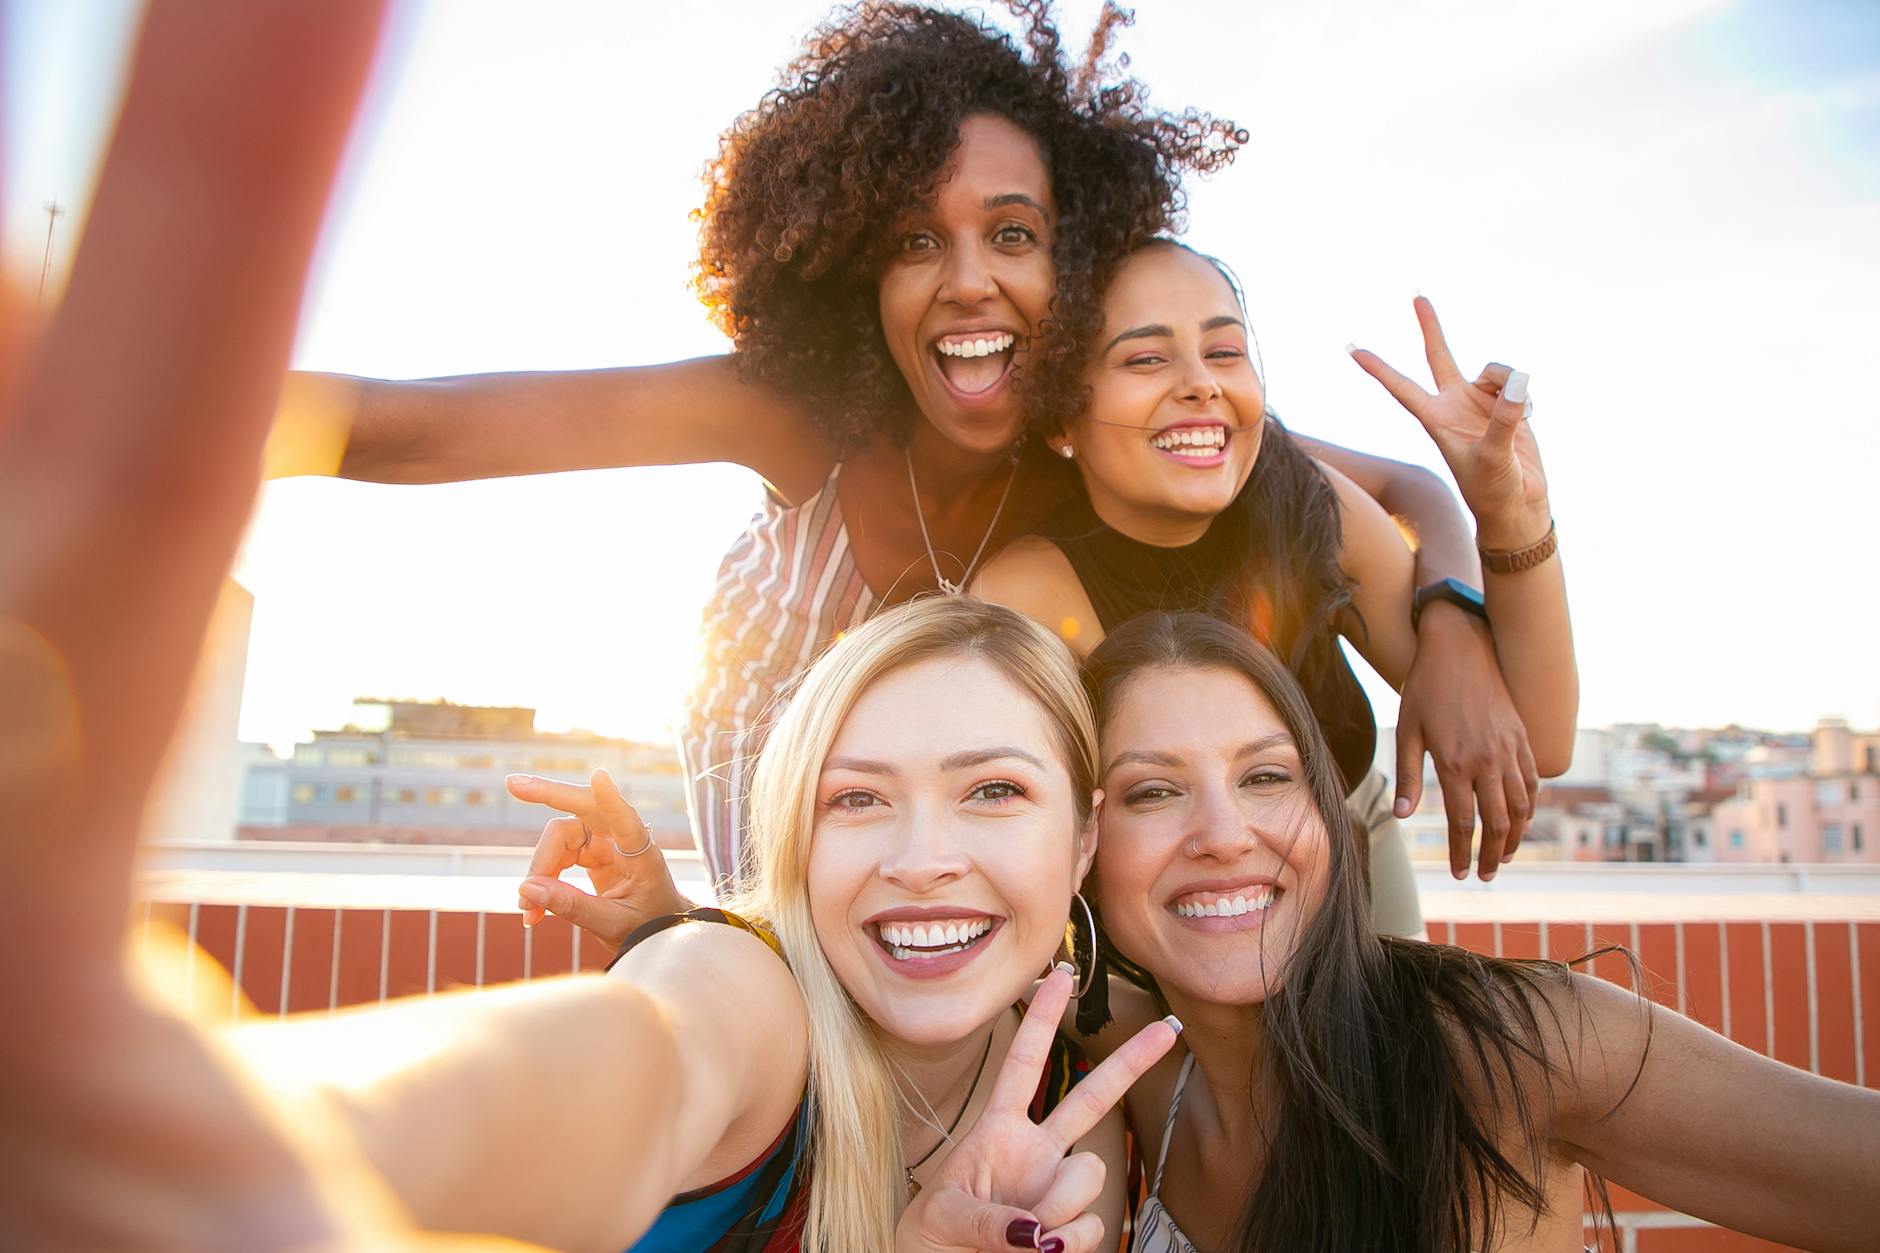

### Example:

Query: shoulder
xmin=612 ymin=909 xmax=802 ymax=1025
xmin=681 ymin=357 xmax=838 ymax=502
xmin=971 ymin=537 xmax=1102 ymax=657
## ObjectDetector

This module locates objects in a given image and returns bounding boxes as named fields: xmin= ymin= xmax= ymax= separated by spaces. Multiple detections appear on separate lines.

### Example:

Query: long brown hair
xmin=1083 ymin=612 xmax=1629 ymax=1251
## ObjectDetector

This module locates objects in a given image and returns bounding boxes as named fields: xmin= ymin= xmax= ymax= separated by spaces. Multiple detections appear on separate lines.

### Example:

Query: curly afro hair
xmin=693 ymin=1 xmax=1246 ymax=448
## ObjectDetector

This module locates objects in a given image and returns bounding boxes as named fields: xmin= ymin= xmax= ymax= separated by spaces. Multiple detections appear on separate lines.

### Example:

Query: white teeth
xmin=937 ymin=333 xmax=1015 ymax=358
xmin=877 ymin=918 xmax=992 ymax=952
xmin=1172 ymin=890 xmax=1274 ymax=919
xmin=1150 ymin=426 xmax=1228 ymax=455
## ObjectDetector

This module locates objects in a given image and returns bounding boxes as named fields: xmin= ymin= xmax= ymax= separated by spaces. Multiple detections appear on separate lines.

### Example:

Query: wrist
xmin=1473 ymin=502 xmax=1552 ymax=553
xmin=1415 ymin=595 xmax=1491 ymax=636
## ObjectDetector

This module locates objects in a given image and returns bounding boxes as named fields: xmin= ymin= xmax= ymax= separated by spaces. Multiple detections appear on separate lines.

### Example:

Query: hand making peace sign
xmin=1348 ymin=295 xmax=1551 ymax=549
xmin=896 ymin=966 xmax=1181 ymax=1253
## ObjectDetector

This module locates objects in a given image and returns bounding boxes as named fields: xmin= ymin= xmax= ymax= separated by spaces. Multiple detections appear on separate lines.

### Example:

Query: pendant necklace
xmin=902 ymin=1024 xmax=997 ymax=1196
xmin=904 ymin=444 xmax=1019 ymax=595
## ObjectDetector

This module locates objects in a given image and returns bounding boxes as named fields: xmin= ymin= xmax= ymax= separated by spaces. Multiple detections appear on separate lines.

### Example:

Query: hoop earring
xmin=1070 ymin=892 xmax=1098 ymax=1000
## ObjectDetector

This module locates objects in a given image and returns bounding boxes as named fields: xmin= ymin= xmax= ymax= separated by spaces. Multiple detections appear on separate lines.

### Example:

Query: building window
xmin=1815 ymin=780 xmax=1843 ymax=807
xmin=1850 ymin=782 xmax=1860 ymax=801
xmin=1776 ymin=804 xmax=1788 ymax=828
xmin=290 ymin=783 xmax=317 ymax=805
xmin=1693 ymin=828 xmax=1707 ymax=847
xmin=1823 ymin=824 xmax=1843 ymax=853
xmin=1730 ymin=830 xmax=1744 ymax=849
xmin=465 ymin=789 xmax=485 ymax=806
xmin=393 ymin=788 xmax=417 ymax=805
xmin=334 ymin=785 xmax=363 ymax=805
xmin=1855 ymin=823 xmax=1865 ymax=852
xmin=426 ymin=787 xmax=460 ymax=806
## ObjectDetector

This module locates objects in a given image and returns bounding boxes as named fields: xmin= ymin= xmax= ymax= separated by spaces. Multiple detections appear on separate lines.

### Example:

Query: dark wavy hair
xmin=1081 ymin=612 xmax=1635 ymax=1252
xmin=692 ymin=1 xmax=1245 ymax=447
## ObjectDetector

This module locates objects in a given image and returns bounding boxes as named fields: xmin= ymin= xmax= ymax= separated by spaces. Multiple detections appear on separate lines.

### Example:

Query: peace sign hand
xmin=1348 ymin=296 xmax=1552 ymax=549
xmin=506 ymin=768 xmax=694 ymax=948
xmin=897 ymin=966 xmax=1181 ymax=1253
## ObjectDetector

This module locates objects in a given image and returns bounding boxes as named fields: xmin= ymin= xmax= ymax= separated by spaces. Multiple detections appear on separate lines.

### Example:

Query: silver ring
xmin=614 ymin=825 xmax=655 ymax=858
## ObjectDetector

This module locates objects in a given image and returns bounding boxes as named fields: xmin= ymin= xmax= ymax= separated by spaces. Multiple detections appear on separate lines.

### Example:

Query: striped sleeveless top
xmin=678 ymin=464 xmax=874 ymax=887
xmin=1134 ymin=1053 xmax=1199 ymax=1253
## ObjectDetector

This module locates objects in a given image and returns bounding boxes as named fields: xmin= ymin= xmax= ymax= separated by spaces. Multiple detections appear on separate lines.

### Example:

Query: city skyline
xmin=7 ymin=0 xmax=1878 ymax=746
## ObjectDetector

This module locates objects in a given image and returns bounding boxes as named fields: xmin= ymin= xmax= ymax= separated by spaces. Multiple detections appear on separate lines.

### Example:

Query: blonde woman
xmin=233 ymin=597 xmax=1170 ymax=1253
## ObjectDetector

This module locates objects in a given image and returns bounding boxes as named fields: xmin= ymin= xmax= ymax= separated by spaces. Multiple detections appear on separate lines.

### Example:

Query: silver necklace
xmin=904 ymin=444 xmax=1019 ymax=595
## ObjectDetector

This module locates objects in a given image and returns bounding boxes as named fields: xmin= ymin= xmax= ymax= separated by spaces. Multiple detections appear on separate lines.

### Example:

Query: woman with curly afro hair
xmin=282 ymin=1 xmax=1517 ymax=900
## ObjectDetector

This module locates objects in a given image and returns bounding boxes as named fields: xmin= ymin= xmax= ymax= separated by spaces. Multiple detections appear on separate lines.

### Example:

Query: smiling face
xmin=1060 ymin=244 xmax=1265 ymax=542
xmin=877 ymin=114 xmax=1058 ymax=457
xmin=806 ymin=654 xmax=1094 ymax=1045
xmin=1093 ymin=664 xmax=1330 ymax=1007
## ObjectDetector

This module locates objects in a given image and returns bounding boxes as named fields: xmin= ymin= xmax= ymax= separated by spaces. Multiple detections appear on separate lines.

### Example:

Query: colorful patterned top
xmin=678 ymin=464 xmax=873 ymax=888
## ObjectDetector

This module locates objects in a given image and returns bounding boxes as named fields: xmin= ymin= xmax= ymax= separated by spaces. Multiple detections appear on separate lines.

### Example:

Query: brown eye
xmin=968 ymin=779 xmax=1026 ymax=804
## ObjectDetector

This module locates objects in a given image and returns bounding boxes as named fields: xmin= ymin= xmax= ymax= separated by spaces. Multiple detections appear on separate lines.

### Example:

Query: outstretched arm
xmin=232 ymin=919 xmax=808 ymax=1250
xmin=1552 ymin=974 xmax=1880 ymax=1252
xmin=272 ymin=356 xmax=836 ymax=499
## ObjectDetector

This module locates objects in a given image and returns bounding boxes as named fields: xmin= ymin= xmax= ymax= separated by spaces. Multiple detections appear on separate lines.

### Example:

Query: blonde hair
xmin=724 ymin=596 xmax=1097 ymax=1250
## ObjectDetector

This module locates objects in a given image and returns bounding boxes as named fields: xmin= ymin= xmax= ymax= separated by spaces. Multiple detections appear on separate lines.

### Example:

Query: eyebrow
xmin=1102 ymin=732 xmax=1295 ymax=774
xmin=821 ymin=746 xmax=1048 ymax=777
xmin=1101 ymin=314 xmax=1245 ymax=356
xmin=985 ymin=192 xmax=1050 ymax=217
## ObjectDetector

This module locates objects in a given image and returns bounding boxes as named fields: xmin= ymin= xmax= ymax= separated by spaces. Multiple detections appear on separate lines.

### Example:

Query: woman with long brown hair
xmin=1079 ymin=612 xmax=1880 ymax=1252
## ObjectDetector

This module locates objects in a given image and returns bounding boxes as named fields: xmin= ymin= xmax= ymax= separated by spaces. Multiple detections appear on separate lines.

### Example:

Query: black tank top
xmin=1047 ymin=484 xmax=1378 ymax=790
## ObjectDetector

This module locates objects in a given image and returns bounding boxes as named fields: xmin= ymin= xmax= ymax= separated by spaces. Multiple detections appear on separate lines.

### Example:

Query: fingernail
xmin=1161 ymin=1013 xmax=1183 ymax=1035
xmin=1502 ymin=370 xmax=1530 ymax=405
xmin=1343 ymin=341 xmax=1358 ymax=356
xmin=1483 ymin=868 xmax=1498 ymax=882
xmin=1040 ymin=1238 xmax=1066 ymax=1253
xmin=518 ymin=882 xmax=548 ymax=906
xmin=1053 ymin=960 xmax=1075 ymax=978
xmin=1393 ymin=797 xmax=1412 ymax=818
xmin=505 ymin=773 xmax=533 ymax=788
xmin=1413 ymin=288 xmax=1425 ymax=300
xmin=1453 ymin=866 xmax=1467 ymax=881
xmin=1004 ymin=1218 xmax=1040 ymax=1247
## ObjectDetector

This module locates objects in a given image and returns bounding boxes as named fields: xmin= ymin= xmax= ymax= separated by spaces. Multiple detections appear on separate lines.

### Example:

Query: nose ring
xmin=1185 ymin=836 xmax=1200 ymax=858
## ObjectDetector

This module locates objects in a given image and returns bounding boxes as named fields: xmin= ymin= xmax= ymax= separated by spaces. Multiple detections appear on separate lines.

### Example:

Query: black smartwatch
xmin=1411 ymin=577 xmax=1488 ymax=631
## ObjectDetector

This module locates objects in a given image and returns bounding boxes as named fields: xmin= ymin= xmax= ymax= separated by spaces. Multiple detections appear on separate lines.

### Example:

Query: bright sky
xmin=8 ymin=0 xmax=1879 ymax=748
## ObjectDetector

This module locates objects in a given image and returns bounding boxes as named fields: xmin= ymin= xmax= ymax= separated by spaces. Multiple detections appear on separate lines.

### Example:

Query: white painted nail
xmin=1502 ymin=370 xmax=1530 ymax=405
xmin=1054 ymin=960 xmax=1075 ymax=977
xmin=1343 ymin=342 xmax=1359 ymax=356
xmin=1161 ymin=1014 xmax=1183 ymax=1035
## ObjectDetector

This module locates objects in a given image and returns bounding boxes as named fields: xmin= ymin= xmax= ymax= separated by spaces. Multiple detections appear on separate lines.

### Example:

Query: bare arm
xmin=233 ymin=920 xmax=809 ymax=1250
xmin=1296 ymin=434 xmax=1480 ymax=587
xmin=272 ymin=355 xmax=836 ymax=501
xmin=1553 ymin=975 xmax=1880 ymax=1252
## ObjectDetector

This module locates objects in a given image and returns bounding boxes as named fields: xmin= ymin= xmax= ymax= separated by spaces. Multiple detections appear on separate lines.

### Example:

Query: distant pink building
xmin=1708 ymin=720 xmax=1880 ymax=863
